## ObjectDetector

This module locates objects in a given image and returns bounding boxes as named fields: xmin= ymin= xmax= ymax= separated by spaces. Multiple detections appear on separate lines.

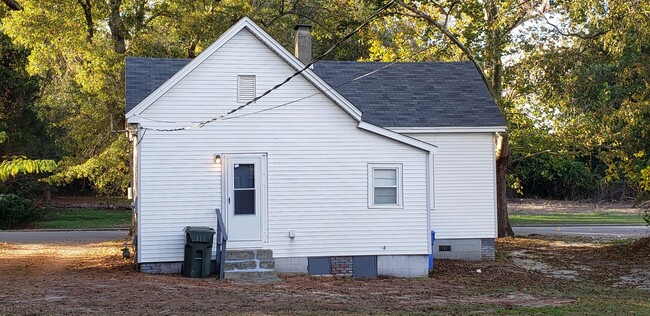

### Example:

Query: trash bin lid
xmin=184 ymin=226 xmax=215 ymax=243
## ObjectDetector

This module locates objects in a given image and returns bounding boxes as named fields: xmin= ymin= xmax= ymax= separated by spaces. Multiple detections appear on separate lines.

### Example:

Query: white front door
xmin=225 ymin=154 xmax=265 ymax=247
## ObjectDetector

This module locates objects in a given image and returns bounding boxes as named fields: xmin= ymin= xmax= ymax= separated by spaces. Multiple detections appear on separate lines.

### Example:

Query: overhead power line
xmin=133 ymin=0 xmax=396 ymax=132
xmin=136 ymin=43 xmax=438 ymax=127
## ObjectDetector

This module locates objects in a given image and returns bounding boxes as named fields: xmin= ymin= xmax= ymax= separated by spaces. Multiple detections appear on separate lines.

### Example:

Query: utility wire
xmin=134 ymin=0 xmax=396 ymax=132
xmin=135 ymin=44 xmax=437 ymax=127
xmin=136 ymin=45 xmax=438 ymax=142
xmin=221 ymin=46 xmax=437 ymax=122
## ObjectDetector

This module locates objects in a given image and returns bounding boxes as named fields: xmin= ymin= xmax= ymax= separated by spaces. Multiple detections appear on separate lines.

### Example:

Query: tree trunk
xmin=1 ymin=0 xmax=22 ymax=11
xmin=485 ymin=0 xmax=513 ymax=237
xmin=77 ymin=0 xmax=93 ymax=43
xmin=496 ymin=132 xmax=514 ymax=237
xmin=108 ymin=0 xmax=128 ymax=54
xmin=128 ymin=211 xmax=137 ymax=239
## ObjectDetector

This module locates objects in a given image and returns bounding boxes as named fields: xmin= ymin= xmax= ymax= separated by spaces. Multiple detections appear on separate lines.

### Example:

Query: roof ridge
xmin=315 ymin=60 xmax=473 ymax=65
xmin=126 ymin=55 xmax=506 ymax=128
xmin=126 ymin=56 xmax=193 ymax=61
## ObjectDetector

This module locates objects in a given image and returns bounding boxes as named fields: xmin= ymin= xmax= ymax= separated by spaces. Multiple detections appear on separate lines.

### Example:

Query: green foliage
xmin=0 ymin=194 xmax=44 ymax=229
xmin=0 ymin=0 xmax=377 ymax=198
xmin=0 ymin=157 xmax=57 ymax=182
xmin=46 ymin=136 xmax=129 ymax=197
xmin=506 ymin=0 xmax=650 ymax=198
xmin=0 ymin=30 xmax=58 ymax=189
xmin=0 ymin=0 xmax=647 ymax=202
xmin=510 ymin=154 xmax=597 ymax=199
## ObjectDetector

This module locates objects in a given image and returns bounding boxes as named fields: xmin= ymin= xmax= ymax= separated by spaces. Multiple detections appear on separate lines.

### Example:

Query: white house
xmin=125 ymin=17 xmax=506 ymax=278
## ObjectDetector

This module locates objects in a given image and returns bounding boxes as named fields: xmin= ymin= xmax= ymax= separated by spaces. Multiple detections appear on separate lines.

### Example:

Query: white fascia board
xmin=125 ymin=17 xmax=251 ymax=120
xmin=243 ymin=21 xmax=362 ymax=120
xmin=358 ymin=122 xmax=437 ymax=153
xmin=125 ymin=17 xmax=362 ymax=123
xmin=388 ymin=126 xmax=507 ymax=133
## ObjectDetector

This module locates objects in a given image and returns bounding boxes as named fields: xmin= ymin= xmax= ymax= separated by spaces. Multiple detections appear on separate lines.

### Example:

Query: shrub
xmin=510 ymin=154 xmax=598 ymax=199
xmin=0 ymin=194 xmax=44 ymax=229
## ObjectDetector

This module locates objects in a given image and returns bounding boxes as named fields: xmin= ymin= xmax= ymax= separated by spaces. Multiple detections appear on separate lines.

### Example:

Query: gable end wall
xmin=135 ymin=29 xmax=430 ymax=263
xmin=405 ymin=132 xmax=497 ymax=239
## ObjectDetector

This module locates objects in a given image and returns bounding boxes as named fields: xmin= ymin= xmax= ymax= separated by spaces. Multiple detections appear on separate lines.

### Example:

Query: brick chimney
xmin=294 ymin=24 xmax=312 ymax=65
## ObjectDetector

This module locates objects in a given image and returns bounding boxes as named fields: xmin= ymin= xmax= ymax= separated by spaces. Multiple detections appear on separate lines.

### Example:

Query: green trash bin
xmin=183 ymin=226 xmax=215 ymax=278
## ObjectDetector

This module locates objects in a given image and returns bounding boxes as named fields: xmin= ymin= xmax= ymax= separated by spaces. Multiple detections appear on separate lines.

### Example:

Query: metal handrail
xmin=215 ymin=208 xmax=228 ymax=279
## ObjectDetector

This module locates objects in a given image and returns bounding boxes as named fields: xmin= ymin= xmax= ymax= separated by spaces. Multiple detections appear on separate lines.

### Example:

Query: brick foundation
xmin=330 ymin=256 xmax=353 ymax=276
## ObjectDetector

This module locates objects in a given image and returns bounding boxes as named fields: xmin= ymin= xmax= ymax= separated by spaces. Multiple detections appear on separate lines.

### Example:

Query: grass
xmin=34 ymin=208 xmax=131 ymax=229
xmin=509 ymin=212 xmax=646 ymax=225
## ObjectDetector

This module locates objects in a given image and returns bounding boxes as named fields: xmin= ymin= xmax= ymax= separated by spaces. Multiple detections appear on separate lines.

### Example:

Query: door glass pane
xmin=374 ymin=169 xmax=397 ymax=186
xmin=234 ymin=164 xmax=255 ymax=189
xmin=374 ymin=187 xmax=397 ymax=204
xmin=234 ymin=189 xmax=255 ymax=215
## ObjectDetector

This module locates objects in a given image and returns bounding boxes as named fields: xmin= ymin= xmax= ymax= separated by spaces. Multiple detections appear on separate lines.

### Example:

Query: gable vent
xmin=238 ymin=75 xmax=256 ymax=103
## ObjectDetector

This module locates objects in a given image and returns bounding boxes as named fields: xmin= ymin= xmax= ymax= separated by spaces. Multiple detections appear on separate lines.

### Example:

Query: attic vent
xmin=238 ymin=75 xmax=256 ymax=103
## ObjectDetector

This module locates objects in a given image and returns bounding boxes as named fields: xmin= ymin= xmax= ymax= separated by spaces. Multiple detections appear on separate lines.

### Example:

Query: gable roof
xmin=312 ymin=61 xmax=506 ymax=128
xmin=125 ymin=17 xmax=361 ymax=122
xmin=126 ymin=58 xmax=506 ymax=129
xmin=125 ymin=57 xmax=190 ymax=113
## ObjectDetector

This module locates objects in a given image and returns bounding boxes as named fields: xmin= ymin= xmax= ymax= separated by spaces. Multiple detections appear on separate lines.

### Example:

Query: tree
xmin=1 ymin=0 xmax=142 ymax=196
xmin=510 ymin=0 xmax=650 ymax=200
xmin=388 ymin=0 xmax=552 ymax=237
xmin=0 ymin=31 xmax=56 ymax=186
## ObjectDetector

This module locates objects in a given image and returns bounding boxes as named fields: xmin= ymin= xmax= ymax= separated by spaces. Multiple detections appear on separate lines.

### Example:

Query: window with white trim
xmin=237 ymin=75 xmax=256 ymax=103
xmin=368 ymin=164 xmax=403 ymax=208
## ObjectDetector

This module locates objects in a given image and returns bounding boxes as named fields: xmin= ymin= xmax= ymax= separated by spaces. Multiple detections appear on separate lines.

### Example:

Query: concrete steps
xmin=224 ymin=249 xmax=278 ymax=282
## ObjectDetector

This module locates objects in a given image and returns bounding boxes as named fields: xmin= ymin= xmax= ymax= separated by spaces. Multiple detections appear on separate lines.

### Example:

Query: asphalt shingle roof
xmin=126 ymin=58 xmax=506 ymax=128
xmin=125 ymin=57 xmax=191 ymax=114
xmin=312 ymin=61 xmax=505 ymax=127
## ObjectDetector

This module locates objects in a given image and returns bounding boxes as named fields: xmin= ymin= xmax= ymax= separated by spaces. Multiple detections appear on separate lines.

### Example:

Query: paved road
xmin=513 ymin=225 xmax=649 ymax=239
xmin=0 ymin=230 xmax=128 ymax=244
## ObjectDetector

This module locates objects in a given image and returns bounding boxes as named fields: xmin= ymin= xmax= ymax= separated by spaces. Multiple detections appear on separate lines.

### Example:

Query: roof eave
xmin=125 ymin=17 xmax=362 ymax=122
xmin=358 ymin=122 xmax=437 ymax=153
xmin=387 ymin=126 xmax=506 ymax=133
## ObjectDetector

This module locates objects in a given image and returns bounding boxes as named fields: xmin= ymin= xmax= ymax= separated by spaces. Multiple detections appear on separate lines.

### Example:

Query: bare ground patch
xmin=498 ymin=236 xmax=650 ymax=290
xmin=0 ymin=239 xmax=649 ymax=314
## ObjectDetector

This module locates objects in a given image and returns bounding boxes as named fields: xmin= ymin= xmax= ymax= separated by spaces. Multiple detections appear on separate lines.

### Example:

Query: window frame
xmin=368 ymin=163 xmax=403 ymax=209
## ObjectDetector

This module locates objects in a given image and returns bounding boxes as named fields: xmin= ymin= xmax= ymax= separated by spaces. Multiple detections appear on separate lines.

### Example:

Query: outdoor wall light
xmin=214 ymin=154 xmax=222 ymax=164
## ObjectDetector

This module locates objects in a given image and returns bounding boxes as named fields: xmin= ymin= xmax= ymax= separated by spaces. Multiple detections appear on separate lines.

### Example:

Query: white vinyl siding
xmin=404 ymin=132 xmax=497 ymax=239
xmin=135 ymin=29 xmax=429 ymax=263
xmin=368 ymin=164 xmax=403 ymax=208
xmin=237 ymin=75 xmax=256 ymax=102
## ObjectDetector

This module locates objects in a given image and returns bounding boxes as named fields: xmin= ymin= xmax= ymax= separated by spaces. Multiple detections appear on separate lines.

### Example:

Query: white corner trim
xmin=358 ymin=122 xmax=437 ymax=153
xmin=388 ymin=126 xmax=507 ymax=133
xmin=125 ymin=17 xmax=362 ymax=123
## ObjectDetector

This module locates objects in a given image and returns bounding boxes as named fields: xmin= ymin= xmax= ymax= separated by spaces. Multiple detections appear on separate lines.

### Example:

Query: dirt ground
xmin=1 ymin=236 xmax=649 ymax=315
xmin=508 ymin=198 xmax=639 ymax=214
